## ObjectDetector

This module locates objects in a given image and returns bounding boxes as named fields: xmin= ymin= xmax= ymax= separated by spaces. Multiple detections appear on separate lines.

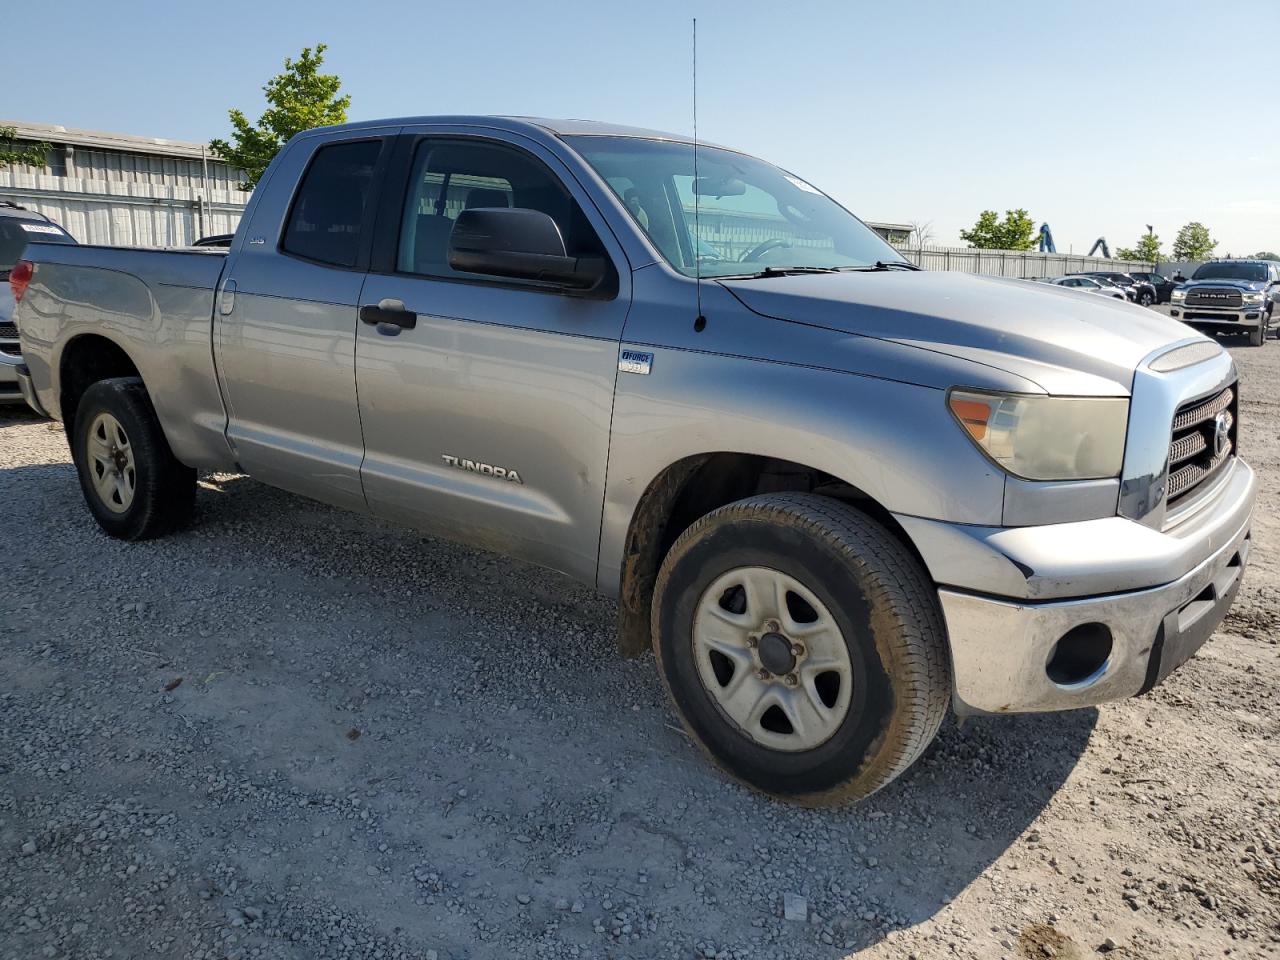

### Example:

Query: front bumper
xmin=1170 ymin=304 xmax=1264 ymax=328
xmin=900 ymin=458 xmax=1256 ymax=715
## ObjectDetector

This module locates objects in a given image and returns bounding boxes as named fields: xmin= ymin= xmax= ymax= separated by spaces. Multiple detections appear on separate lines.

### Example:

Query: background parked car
xmin=1091 ymin=275 xmax=1136 ymax=301
xmin=1128 ymin=271 xmax=1180 ymax=304
xmin=1042 ymin=275 xmax=1128 ymax=299
xmin=1084 ymin=271 xmax=1158 ymax=306
xmin=1 ymin=202 xmax=76 ymax=402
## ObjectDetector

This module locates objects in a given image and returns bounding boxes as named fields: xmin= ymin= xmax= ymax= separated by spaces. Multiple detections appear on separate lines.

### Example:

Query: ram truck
xmin=8 ymin=117 xmax=1256 ymax=803
xmin=1170 ymin=259 xmax=1279 ymax=346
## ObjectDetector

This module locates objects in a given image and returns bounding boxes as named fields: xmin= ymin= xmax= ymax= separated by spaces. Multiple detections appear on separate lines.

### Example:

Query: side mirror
xmin=448 ymin=208 xmax=606 ymax=292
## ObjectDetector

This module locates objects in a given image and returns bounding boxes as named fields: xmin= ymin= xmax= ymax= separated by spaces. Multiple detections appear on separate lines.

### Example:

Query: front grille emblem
xmin=1213 ymin=411 xmax=1230 ymax=457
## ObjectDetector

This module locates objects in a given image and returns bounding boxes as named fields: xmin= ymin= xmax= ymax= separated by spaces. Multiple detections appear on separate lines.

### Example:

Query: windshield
xmin=566 ymin=136 xmax=906 ymax=278
xmin=1192 ymin=261 xmax=1268 ymax=282
xmin=0 ymin=218 xmax=74 ymax=276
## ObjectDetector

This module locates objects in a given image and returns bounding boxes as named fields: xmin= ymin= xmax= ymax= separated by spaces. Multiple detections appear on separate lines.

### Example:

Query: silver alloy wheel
xmin=86 ymin=412 xmax=136 ymax=514
xmin=692 ymin=566 xmax=853 ymax=752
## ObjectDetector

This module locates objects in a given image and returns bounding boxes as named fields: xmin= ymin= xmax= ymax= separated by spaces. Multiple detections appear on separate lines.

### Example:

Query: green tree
xmin=959 ymin=209 xmax=1038 ymax=250
xmin=1255 ymin=251 xmax=1279 ymax=261
xmin=1116 ymin=232 xmax=1163 ymax=263
xmin=1172 ymin=222 xmax=1216 ymax=261
xmin=210 ymin=44 xmax=350 ymax=190
xmin=0 ymin=126 xmax=51 ymax=169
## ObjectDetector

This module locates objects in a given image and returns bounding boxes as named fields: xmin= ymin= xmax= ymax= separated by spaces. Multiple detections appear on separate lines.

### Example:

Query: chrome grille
xmin=1166 ymin=384 xmax=1236 ymax=506
xmin=1185 ymin=288 xmax=1242 ymax=308
xmin=0 ymin=322 xmax=17 ymax=340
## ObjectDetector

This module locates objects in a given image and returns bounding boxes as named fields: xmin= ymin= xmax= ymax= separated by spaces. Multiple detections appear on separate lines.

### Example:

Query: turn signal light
xmin=948 ymin=396 xmax=991 ymax=441
xmin=9 ymin=259 xmax=32 ymax=302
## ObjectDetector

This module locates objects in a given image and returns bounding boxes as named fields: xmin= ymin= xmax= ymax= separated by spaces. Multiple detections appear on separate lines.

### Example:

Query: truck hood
xmin=1182 ymin=278 xmax=1266 ymax=292
xmin=719 ymin=270 xmax=1200 ymax=395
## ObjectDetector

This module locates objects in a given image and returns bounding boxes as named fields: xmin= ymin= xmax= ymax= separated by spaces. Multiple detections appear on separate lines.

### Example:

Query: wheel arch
xmin=613 ymin=451 xmax=935 ymax=658
xmin=57 ymin=333 xmax=144 ymax=435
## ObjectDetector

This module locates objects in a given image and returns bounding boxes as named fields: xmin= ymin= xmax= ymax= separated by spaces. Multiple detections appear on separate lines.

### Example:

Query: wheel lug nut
xmin=757 ymin=669 xmax=770 ymax=681
xmin=746 ymin=636 xmax=757 ymax=649
xmin=791 ymin=644 xmax=804 ymax=656
xmin=784 ymin=673 xmax=798 ymax=687
xmin=764 ymin=619 xmax=780 ymax=632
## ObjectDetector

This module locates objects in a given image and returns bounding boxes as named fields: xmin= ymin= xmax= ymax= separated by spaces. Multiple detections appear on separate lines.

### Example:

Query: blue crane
xmin=1039 ymin=224 xmax=1110 ymax=259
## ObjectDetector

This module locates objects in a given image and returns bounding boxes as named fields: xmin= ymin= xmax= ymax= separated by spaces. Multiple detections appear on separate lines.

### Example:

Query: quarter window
xmin=282 ymin=139 xmax=383 ymax=268
xmin=396 ymin=139 xmax=607 ymax=282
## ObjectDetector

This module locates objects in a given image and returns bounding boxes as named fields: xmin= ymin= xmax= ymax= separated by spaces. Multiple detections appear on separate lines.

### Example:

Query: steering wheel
xmin=739 ymin=238 xmax=792 ymax=263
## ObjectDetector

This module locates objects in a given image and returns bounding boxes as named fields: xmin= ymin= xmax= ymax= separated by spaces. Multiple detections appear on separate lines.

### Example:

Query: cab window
xmin=397 ymin=139 xmax=608 ymax=283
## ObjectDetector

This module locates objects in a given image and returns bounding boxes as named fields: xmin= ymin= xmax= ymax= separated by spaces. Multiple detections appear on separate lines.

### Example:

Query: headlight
xmin=1242 ymin=292 xmax=1263 ymax=303
xmin=1171 ymin=288 xmax=1186 ymax=301
xmin=948 ymin=390 xmax=1129 ymax=481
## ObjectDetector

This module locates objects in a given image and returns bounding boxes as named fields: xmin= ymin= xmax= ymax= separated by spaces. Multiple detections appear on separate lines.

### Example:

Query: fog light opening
xmin=1046 ymin=623 xmax=1113 ymax=688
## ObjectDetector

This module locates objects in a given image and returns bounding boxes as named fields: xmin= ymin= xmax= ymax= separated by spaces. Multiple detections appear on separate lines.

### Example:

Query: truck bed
xmin=15 ymin=241 xmax=233 ymax=471
xmin=20 ymin=241 xmax=228 ymax=290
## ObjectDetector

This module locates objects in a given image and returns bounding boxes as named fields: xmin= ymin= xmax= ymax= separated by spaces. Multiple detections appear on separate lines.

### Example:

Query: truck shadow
xmin=0 ymin=405 xmax=51 ymax=428
xmin=2 ymin=463 xmax=1097 ymax=955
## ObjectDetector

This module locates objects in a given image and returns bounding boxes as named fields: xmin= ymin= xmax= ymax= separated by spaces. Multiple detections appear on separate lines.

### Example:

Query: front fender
xmin=597 ymin=346 xmax=1004 ymax=595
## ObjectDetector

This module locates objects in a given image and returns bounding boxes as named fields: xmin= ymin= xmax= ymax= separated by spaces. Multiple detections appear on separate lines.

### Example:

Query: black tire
xmin=651 ymin=493 xmax=950 ymax=805
xmin=1249 ymin=322 xmax=1265 ymax=347
xmin=70 ymin=378 xmax=196 ymax=540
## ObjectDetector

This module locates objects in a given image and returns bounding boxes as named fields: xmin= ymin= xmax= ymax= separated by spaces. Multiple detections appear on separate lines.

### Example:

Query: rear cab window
xmin=281 ymin=139 xmax=383 ymax=268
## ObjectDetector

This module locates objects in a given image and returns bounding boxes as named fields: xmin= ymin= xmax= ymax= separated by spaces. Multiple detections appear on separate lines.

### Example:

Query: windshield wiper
xmin=729 ymin=266 xmax=843 ymax=280
xmin=841 ymin=260 xmax=921 ymax=272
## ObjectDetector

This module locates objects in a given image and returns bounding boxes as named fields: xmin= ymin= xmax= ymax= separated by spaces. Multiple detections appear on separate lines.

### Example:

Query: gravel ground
xmin=1 ymin=331 xmax=1277 ymax=960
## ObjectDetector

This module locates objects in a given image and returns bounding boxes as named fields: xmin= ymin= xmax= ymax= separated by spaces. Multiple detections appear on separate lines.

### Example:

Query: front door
xmin=355 ymin=131 xmax=631 ymax=583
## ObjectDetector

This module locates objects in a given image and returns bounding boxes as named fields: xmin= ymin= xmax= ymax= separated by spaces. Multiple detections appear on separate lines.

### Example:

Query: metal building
xmin=0 ymin=120 xmax=248 ymax=247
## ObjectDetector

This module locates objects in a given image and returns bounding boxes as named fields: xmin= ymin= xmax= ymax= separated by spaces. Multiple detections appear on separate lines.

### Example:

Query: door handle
xmin=359 ymin=299 xmax=418 ymax=330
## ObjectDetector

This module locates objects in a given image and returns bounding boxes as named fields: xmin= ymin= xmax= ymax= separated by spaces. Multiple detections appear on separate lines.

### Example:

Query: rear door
xmin=215 ymin=131 xmax=395 ymax=511
xmin=354 ymin=127 xmax=631 ymax=583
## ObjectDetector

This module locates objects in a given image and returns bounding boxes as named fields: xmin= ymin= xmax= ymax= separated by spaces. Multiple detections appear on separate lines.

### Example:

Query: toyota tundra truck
xmin=6 ymin=117 xmax=1255 ymax=804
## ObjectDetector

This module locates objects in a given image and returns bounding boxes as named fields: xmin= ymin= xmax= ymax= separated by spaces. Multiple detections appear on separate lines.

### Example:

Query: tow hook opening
xmin=1046 ymin=623 xmax=1113 ymax=687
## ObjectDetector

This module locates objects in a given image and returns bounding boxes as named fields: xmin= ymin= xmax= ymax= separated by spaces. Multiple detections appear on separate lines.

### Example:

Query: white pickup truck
xmin=7 ymin=116 xmax=1255 ymax=803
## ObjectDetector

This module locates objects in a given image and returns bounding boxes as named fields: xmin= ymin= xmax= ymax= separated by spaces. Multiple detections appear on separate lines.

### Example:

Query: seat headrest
xmin=412 ymin=214 xmax=455 ymax=271
xmin=465 ymin=188 xmax=511 ymax=210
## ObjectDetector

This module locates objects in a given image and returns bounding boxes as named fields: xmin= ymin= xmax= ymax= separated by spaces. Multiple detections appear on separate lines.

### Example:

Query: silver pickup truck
xmin=7 ymin=116 xmax=1256 ymax=804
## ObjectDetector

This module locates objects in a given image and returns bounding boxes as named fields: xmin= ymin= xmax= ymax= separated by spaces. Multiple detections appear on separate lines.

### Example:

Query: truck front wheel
xmin=651 ymin=493 xmax=950 ymax=804
xmin=71 ymin=378 xmax=196 ymax=540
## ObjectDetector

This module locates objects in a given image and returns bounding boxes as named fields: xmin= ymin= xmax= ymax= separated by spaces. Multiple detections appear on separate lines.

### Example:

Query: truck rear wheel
xmin=71 ymin=378 xmax=196 ymax=540
xmin=651 ymin=493 xmax=950 ymax=804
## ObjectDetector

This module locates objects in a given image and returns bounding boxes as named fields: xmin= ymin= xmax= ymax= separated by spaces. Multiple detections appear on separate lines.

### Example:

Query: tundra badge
xmin=442 ymin=455 xmax=523 ymax=484
xmin=618 ymin=349 xmax=653 ymax=375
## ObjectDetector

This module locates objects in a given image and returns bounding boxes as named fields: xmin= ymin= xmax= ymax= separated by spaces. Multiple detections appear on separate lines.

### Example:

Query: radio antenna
xmin=692 ymin=17 xmax=704 ymax=327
